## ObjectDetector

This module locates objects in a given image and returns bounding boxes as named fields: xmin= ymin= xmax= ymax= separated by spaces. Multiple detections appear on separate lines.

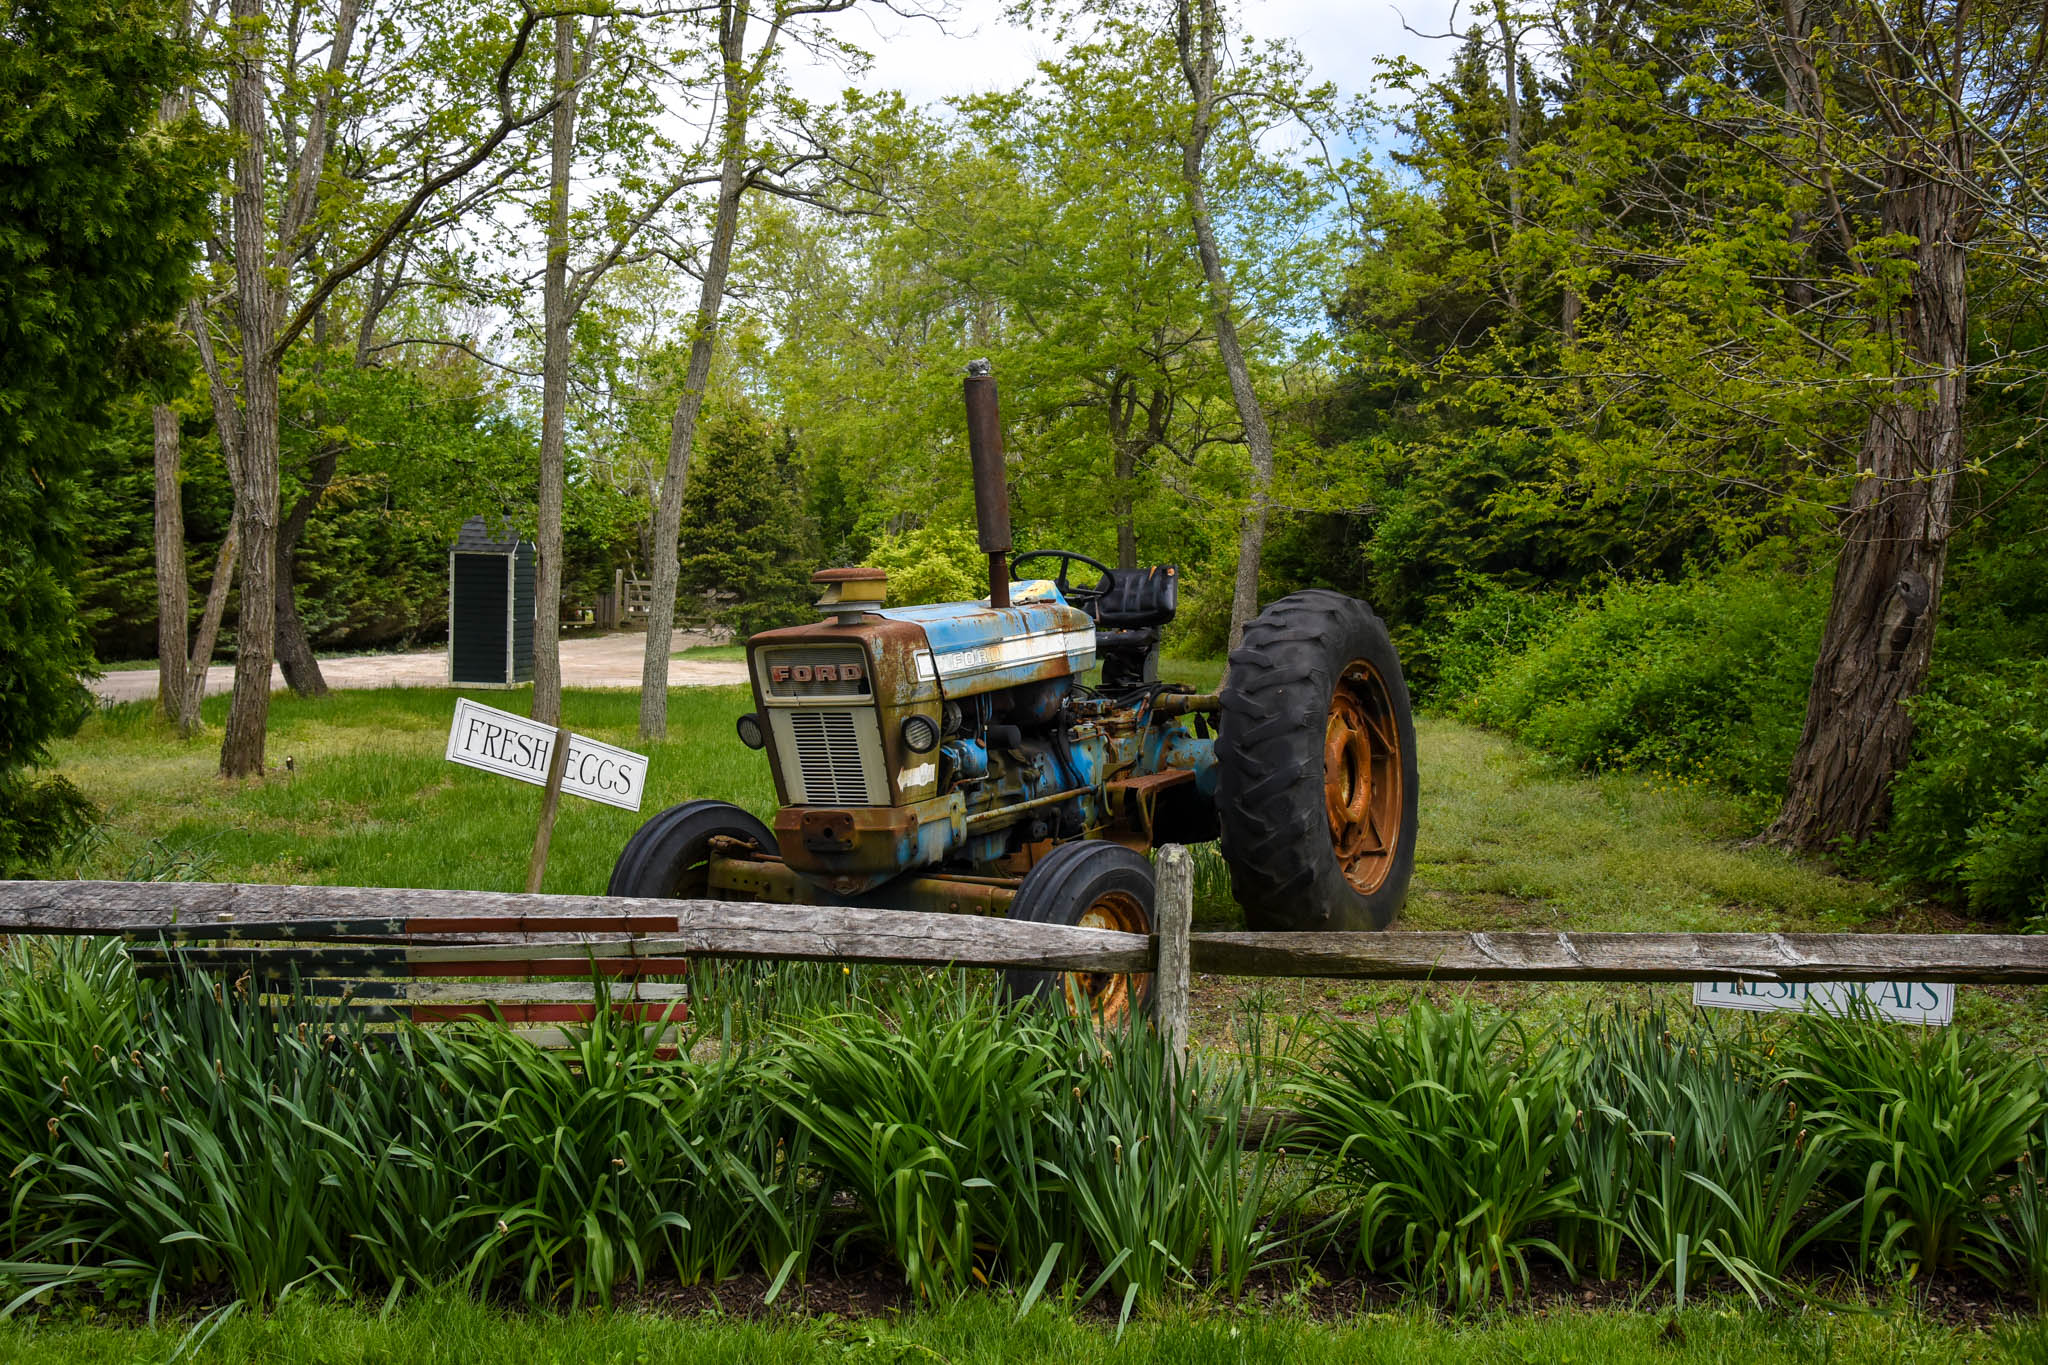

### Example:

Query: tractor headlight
xmin=736 ymin=713 xmax=766 ymax=750
xmin=900 ymin=714 xmax=940 ymax=753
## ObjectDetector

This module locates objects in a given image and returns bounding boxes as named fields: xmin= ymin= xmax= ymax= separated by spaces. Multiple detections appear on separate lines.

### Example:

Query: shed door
xmin=451 ymin=552 xmax=509 ymax=683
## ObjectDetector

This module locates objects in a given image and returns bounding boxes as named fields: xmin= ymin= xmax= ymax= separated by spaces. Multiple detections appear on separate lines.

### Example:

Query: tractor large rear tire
xmin=1215 ymin=590 xmax=1417 ymax=932
xmin=608 ymin=799 xmax=773 ymax=899
xmin=1003 ymin=840 xmax=1154 ymax=1026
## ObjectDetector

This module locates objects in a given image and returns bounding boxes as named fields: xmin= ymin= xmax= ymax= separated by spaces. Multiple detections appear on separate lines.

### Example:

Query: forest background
xmin=5 ymin=0 xmax=2044 ymax=922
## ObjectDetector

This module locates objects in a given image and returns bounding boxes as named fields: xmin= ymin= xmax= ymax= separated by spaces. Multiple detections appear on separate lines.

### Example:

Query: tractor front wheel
xmin=1215 ymin=590 xmax=1418 ymax=931
xmin=608 ymin=799 xmax=774 ymax=898
xmin=1003 ymin=840 xmax=1154 ymax=1025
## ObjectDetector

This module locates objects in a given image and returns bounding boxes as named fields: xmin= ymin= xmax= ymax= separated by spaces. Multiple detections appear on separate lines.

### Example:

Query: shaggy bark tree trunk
xmin=219 ymin=0 xmax=281 ymax=778
xmin=1763 ymin=156 xmax=1970 ymax=850
xmin=178 ymin=525 xmax=239 ymax=735
xmin=1113 ymin=442 xmax=1140 ymax=571
xmin=533 ymin=15 xmax=579 ymax=727
xmin=272 ymin=446 xmax=340 ymax=698
xmin=638 ymin=0 xmax=752 ymax=740
xmin=1173 ymin=0 xmax=1275 ymax=651
xmin=152 ymin=404 xmax=190 ymax=724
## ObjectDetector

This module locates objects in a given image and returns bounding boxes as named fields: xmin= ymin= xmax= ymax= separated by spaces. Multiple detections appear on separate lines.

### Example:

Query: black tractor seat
xmin=1091 ymin=565 xmax=1178 ymax=629
xmin=1087 ymin=566 xmax=1176 ymax=689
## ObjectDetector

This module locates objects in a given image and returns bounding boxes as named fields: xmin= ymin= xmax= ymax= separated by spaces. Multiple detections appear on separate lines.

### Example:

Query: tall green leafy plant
xmin=1043 ymin=1017 xmax=1289 ymax=1315
xmin=767 ymin=981 xmax=1073 ymax=1301
xmin=1777 ymin=1005 xmax=2046 ymax=1282
xmin=1286 ymin=1000 xmax=1578 ymax=1309
xmin=1561 ymin=1011 xmax=1852 ymax=1306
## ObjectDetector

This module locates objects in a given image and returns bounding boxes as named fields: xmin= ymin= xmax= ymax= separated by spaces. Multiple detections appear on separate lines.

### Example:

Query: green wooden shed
xmin=448 ymin=516 xmax=535 ymax=687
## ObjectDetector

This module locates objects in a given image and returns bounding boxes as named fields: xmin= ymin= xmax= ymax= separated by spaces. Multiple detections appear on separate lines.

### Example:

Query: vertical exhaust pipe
xmin=963 ymin=358 xmax=1012 ymax=609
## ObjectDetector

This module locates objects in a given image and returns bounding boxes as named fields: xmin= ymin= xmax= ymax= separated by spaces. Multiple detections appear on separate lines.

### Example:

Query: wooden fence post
xmin=1153 ymin=844 xmax=1193 ymax=1075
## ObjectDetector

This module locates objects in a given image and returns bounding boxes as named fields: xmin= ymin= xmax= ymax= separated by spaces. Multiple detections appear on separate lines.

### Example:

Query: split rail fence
xmin=6 ymin=846 xmax=2048 ymax=1057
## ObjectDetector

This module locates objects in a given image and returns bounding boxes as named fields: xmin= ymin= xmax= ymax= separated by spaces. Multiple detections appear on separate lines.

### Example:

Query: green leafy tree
xmin=867 ymin=523 xmax=986 ymax=608
xmin=676 ymin=409 xmax=813 ymax=636
xmin=0 ymin=0 xmax=215 ymax=870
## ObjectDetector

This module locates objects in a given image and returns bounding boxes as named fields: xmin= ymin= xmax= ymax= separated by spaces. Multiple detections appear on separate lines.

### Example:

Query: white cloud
xmin=783 ymin=0 xmax=1465 ymax=112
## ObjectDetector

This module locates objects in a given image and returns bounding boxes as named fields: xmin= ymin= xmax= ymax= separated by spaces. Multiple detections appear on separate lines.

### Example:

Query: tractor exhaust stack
xmin=963 ymin=358 xmax=1012 ymax=609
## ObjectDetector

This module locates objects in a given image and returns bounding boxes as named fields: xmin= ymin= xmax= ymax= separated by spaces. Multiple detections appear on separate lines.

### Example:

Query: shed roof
xmin=451 ymin=515 xmax=531 ymax=554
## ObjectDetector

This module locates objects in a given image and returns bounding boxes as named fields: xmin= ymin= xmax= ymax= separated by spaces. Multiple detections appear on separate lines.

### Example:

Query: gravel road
xmin=90 ymin=631 xmax=748 ymax=704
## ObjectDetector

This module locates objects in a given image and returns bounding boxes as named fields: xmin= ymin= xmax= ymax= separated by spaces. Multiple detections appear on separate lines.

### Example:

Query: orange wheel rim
xmin=1324 ymin=659 xmax=1402 ymax=895
xmin=1065 ymin=889 xmax=1150 ymax=1025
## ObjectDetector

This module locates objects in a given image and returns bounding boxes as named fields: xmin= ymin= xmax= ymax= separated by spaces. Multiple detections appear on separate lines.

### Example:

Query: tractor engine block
xmin=734 ymin=575 xmax=1216 ymax=898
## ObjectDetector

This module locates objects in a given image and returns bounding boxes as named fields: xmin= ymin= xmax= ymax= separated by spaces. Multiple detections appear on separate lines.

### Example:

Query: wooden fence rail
xmin=8 ymin=861 xmax=2048 ymax=1062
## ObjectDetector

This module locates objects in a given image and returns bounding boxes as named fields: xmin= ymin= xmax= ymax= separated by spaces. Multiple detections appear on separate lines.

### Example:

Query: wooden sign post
xmin=444 ymin=699 xmax=648 ymax=891
xmin=526 ymin=726 xmax=572 ymax=894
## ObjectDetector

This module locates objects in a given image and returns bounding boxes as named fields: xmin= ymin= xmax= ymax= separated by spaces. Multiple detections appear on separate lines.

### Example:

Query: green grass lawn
xmin=2 ymin=1290 xmax=2038 ymax=1364
xmin=50 ymin=678 xmax=1895 ymax=936
xmin=672 ymin=643 xmax=748 ymax=661
xmin=52 ymin=677 xmax=2014 ymax=1042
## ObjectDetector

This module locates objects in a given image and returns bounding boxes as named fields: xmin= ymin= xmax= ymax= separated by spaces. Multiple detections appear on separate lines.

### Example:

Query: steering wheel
xmin=1011 ymin=549 xmax=1113 ymax=611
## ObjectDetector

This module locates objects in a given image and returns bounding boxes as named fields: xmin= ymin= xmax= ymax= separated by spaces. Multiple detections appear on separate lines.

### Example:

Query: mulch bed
xmin=612 ymin=1243 xmax=2031 ymax=1331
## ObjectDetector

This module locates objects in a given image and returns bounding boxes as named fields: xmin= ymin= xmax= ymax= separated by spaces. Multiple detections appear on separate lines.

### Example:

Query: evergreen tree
xmin=675 ymin=409 xmax=813 ymax=637
xmin=0 ymin=0 xmax=214 ymax=871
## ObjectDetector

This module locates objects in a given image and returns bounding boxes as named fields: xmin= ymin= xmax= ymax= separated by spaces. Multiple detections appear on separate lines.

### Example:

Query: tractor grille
xmin=786 ymin=709 xmax=874 ymax=805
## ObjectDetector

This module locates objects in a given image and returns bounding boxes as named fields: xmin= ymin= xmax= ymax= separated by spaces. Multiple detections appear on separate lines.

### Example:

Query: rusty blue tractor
xmin=611 ymin=359 xmax=1418 ymax=1019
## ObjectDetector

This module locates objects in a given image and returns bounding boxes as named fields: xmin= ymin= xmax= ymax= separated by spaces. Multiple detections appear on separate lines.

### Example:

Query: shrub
xmin=0 ymin=951 xmax=812 ymax=1313
xmin=1453 ymin=573 xmax=1823 ymax=800
xmin=1427 ymin=577 xmax=1573 ymax=706
xmin=1881 ymin=659 xmax=2048 ymax=922
xmin=767 ymin=980 xmax=1073 ymax=1302
xmin=1044 ymin=1015 xmax=1290 ymax=1314
xmin=867 ymin=524 xmax=987 ymax=607
xmin=8 ymin=945 xmax=2048 ymax=1321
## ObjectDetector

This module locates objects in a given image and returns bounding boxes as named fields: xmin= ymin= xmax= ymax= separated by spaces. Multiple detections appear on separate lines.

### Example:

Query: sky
xmin=783 ymin=0 xmax=1468 ymax=119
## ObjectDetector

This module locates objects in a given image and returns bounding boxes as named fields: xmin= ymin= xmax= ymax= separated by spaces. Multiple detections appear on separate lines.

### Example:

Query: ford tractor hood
xmin=875 ymin=581 xmax=1094 ymax=696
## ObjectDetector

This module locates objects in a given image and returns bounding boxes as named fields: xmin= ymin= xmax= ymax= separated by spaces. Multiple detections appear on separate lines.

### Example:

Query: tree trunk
xmin=1495 ymin=0 xmax=1523 ymax=230
xmin=533 ymin=15 xmax=578 ymax=727
xmin=1762 ymin=157 xmax=1969 ymax=850
xmin=1113 ymin=440 xmax=1139 ymax=571
xmin=638 ymin=0 xmax=752 ymax=741
xmin=1173 ymin=0 xmax=1276 ymax=652
xmin=152 ymin=403 xmax=190 ymax=723
xmin=1106 ymin=376 xmax=1139 ymax=570
xmin=220 ymin=0 xmax=280 ymax=779
xmin=273 ymin=446 xmax=339 ymax=698
xmin=179 ymin=523 xmax=239 ymax=736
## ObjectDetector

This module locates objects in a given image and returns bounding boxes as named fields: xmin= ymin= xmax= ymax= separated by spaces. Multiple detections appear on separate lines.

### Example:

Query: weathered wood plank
xmin=1152 ymin=845 xmax=1192 ymax=1074
xmin=1188 ymin=930 xmax=2048 ymax=983
xmin=19 ymin=882 xmax=2048 ymax=984
xmin=4 ymin=881 xmax=1152 ymax=973
xmin=0 ymin=882 xmax=685 ymax=937
xmin=308 ymin=980 xmax=689 ymax=1004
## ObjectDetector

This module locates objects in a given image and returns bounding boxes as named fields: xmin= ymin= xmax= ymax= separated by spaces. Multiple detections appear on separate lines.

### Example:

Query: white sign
xmin=445 ymin=698 xmax=647 ymax=811
xmin=1693 ymin=977 xmax=1953 ymax=1026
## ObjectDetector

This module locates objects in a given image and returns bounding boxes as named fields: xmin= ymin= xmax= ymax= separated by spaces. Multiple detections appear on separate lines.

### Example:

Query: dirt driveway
xmin=90 ymin=631 xmax=747 ymax=705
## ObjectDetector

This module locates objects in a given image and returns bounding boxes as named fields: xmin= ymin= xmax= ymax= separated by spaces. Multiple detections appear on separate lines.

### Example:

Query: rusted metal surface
xmin=964 ymin=784 xmax=1095 ymax=834
xmin=1067 ymin=887 xmax=1151 ymax=1025
xmin=742 ymin=613 xmax=943 ymax=817
xmin=1326 ymin=658 xmax=1403 ymax=895
xmin=1151 ymin=692 xmax=1221 ymax=717
xmin=774 ymin=803 xmax=917 ymax=890
xmin=709 ymin=850 xmax=1017 ymax=916
xmin=963 ymin=358 xmax=1013 ymax=607
xmin=1106 ymin=768 xmax=1196 ymax=845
